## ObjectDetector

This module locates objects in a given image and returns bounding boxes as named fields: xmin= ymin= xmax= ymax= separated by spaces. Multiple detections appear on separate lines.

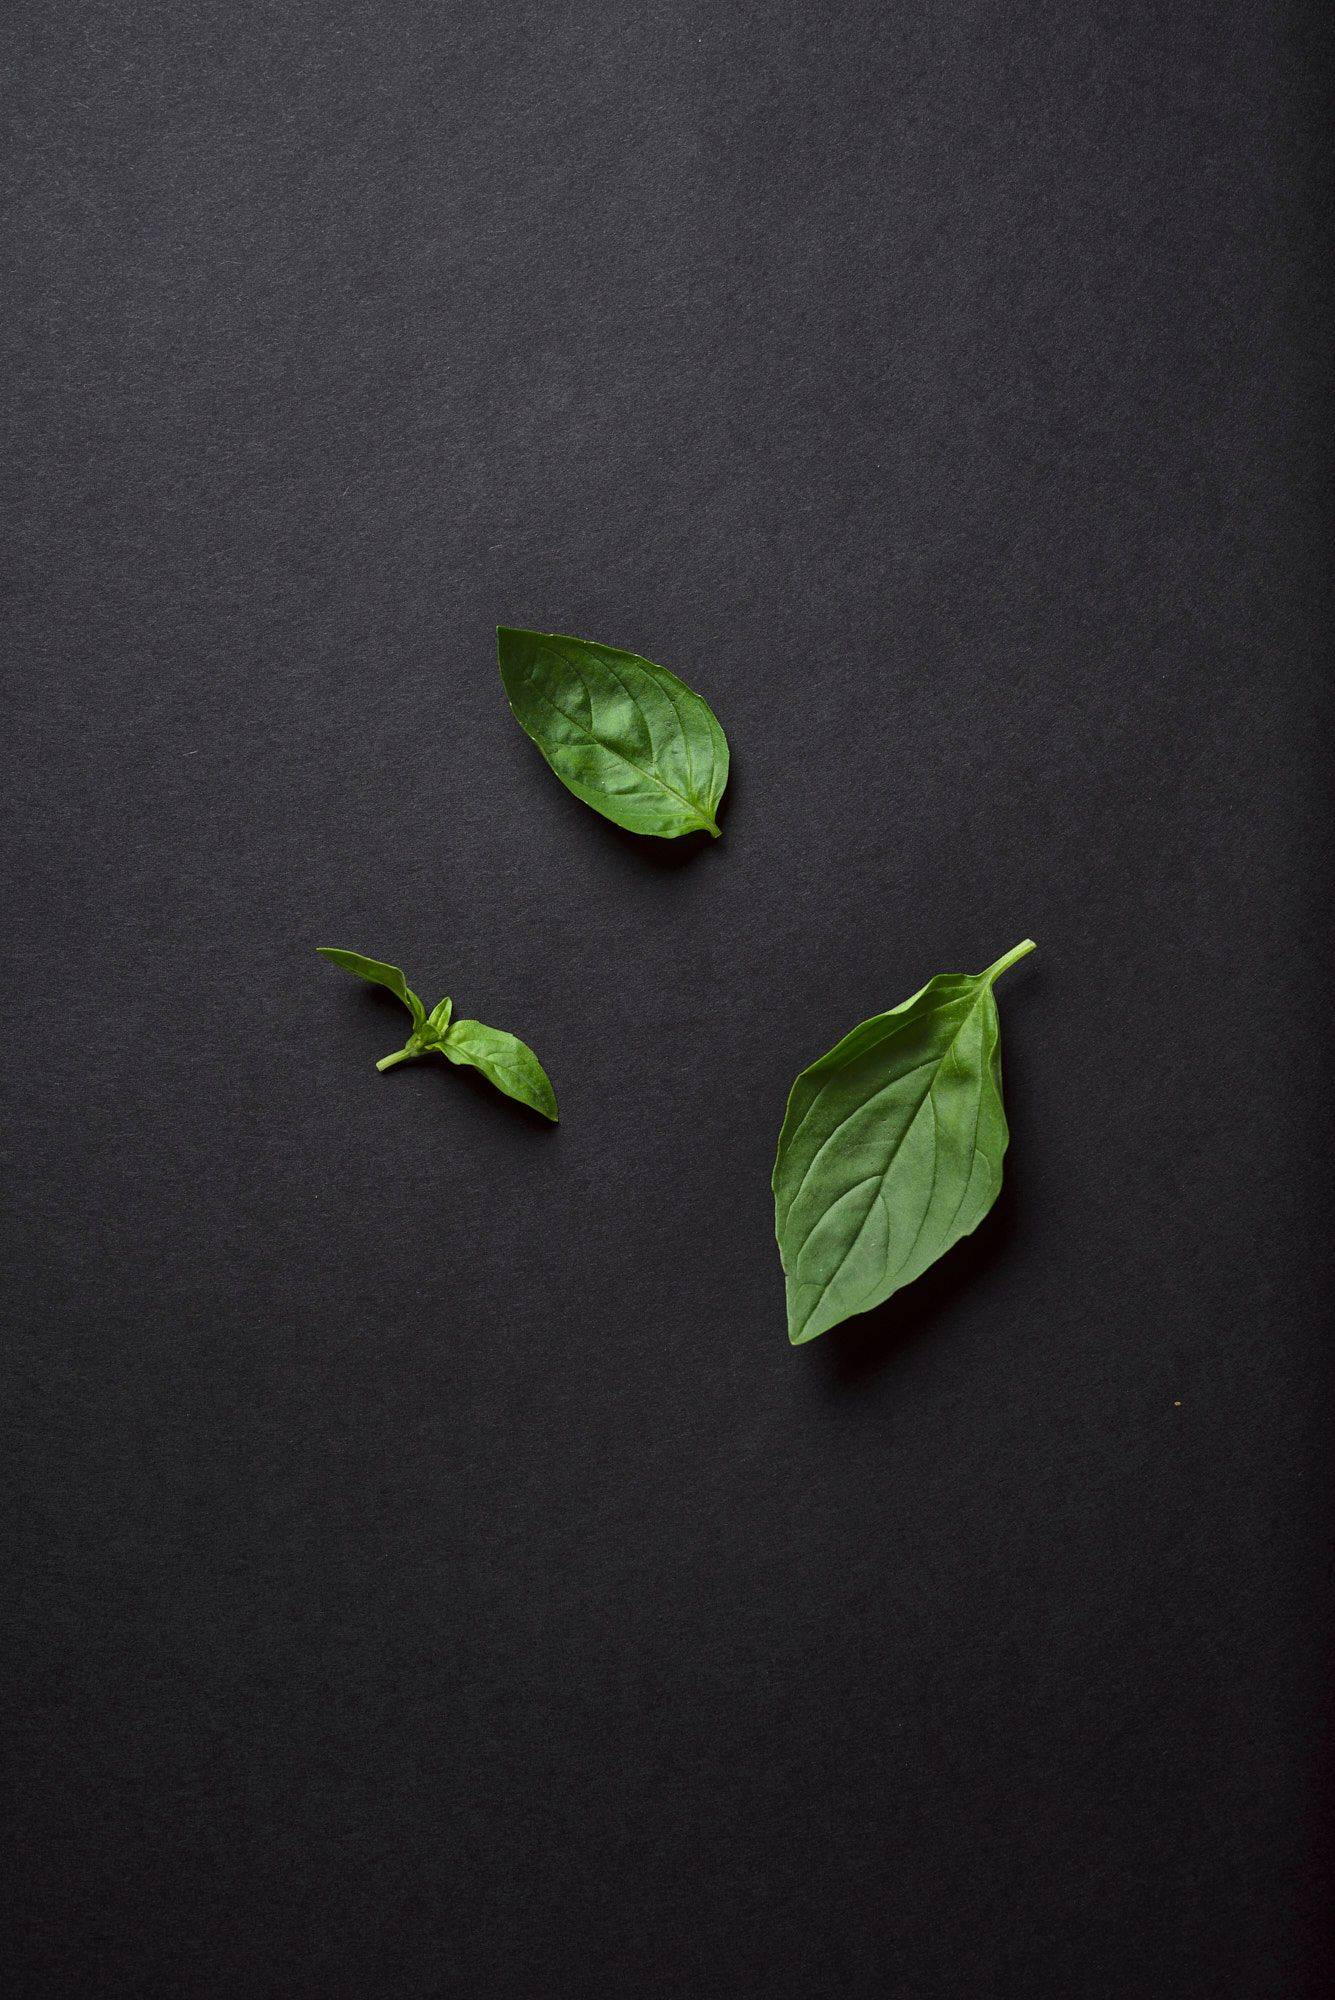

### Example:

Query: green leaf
xmin=497 ymin=626 xmax=729 ymax=840
xmin=318 ymin=947 xmax=558 ymax=1117
xmin=439 ymin=1017 xmax=559 ymax=1121
xmin=317 ymin=947 xmax=424 ymax=1028
xmin=773 ymin=941 xmax=1035 ymax=1344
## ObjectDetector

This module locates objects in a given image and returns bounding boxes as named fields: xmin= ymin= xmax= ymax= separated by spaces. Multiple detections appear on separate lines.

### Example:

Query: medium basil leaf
xmin=773 ymin=941 xmax=1035 ymax=1344
xmin=439 ymin=1017 xmax=559 ymax=1121
xmin=497 ymin=626 xmax=728 ymax=840
xmin=317 ymin=947 xmax=424 ymax=1027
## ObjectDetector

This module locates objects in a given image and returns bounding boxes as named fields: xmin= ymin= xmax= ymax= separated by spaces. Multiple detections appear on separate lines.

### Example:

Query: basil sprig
xmin=317 ymin=949 xmax=557 ymax=1121
xmin=773 ymin=941 xmax=1034 ymax=1342
xmin=497 ymin=626 xmax=729 ymax=839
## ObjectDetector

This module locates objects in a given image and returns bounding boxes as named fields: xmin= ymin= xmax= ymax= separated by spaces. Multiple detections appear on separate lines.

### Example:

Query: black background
xmin=4 ymin=4 xmax=1332 ymax=1995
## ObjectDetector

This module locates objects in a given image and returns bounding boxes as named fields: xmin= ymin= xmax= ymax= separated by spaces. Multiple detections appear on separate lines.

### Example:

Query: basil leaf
xmin=773 ymin=940 xmax=1035 ymax=1344
xmin=497 ymin=626 xmax=728 ymax=840
xmin=317 ymin=947 xmax=424 ymax=1028
xmin=317 ymin=952 xmax=555 ymax=1116
xmin=439 ymin=1018 xmax=559 ymax=1121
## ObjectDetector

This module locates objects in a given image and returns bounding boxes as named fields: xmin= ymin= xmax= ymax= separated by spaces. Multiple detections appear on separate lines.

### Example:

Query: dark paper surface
xmin=4 ymin=4 xmax=1331 ymax=1994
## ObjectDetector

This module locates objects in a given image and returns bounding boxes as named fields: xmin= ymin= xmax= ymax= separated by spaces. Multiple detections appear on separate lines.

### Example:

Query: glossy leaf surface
xmin=440 ymin=1018 xmax=558 ymax=1121
xmin=773 ymin=941 xmax=1034 ymax=1344
xmin=497 ymin=626 xmax=728 ymax=839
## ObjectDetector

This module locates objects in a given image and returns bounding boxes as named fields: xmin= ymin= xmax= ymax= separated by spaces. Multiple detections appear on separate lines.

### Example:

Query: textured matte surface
xmin=3 ymin=4 xmax=1331 ymax=1995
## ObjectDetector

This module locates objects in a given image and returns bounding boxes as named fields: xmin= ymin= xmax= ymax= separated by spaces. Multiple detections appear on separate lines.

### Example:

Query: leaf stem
xmin=983 ymin=938 xmax=1036 ymax=985
xmin=376 ymin=1047 xmax=416 ymax=1071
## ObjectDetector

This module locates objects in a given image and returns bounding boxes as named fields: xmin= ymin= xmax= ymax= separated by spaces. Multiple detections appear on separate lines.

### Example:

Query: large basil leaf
xmin=316 ymin=947 xmax=424 ymax=1028
xmin=439 ymin=1018 xmax=558 ymax=1122
xmin=773 ymin=941 xmax=1035 ymax=1344
xmin=497 ymin=626 xmax=728 ymax=839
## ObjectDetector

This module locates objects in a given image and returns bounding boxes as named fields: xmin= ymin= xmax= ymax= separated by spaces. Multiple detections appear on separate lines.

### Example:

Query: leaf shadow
xmin=420 ymin=1051 xmax=560 ymax=1131
xmin=601 ymin=818 xmax=721 ymax=871
xmin=813 ymin=1171 xmax=1021 ymax=1391
xmin=346 ymin=981 xmax=416 ymax=1038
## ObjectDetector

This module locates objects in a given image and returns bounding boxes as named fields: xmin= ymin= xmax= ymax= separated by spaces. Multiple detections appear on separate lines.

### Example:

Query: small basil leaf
xmin=497 ymin=626 xmax=728 ymax=840
xmin=317 ymin=948 xmax=425 ymax=1028
xmin=427 ymin=996 xmax=453 ymax=1035
xmin=439 ymin=1017 xmax=558 ymax=1121
xmin=773 ymin=941 xmax=1035 ymax=1344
